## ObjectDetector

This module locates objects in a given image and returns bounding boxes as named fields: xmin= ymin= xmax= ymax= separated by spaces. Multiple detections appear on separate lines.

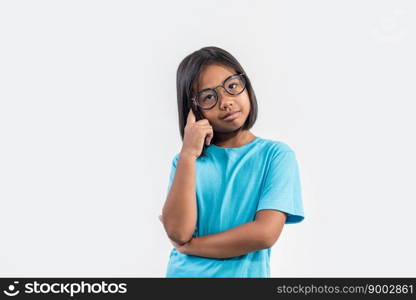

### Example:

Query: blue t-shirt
xmin=165 ymin=136 xmax=304 ymax=278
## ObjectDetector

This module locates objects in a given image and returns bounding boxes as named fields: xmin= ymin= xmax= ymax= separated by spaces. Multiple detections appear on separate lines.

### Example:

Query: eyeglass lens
xmin=196 ymin=74 xmax=246 ymax=109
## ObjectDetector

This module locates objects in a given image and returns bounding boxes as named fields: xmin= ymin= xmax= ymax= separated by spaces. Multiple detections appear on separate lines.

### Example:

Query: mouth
xmin=221 ymin=111 xmax=241 ymax=121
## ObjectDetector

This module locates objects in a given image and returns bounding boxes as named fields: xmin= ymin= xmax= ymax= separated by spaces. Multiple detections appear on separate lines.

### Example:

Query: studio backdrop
xmin=0 ymin=0 xmax=415 ymax=277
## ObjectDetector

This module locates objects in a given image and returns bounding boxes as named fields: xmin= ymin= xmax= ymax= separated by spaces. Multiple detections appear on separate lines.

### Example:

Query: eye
xmin=203 ymin=94 xmax=214 ymax=102
xmin=228 ymin=83 xmax=238 ymax=89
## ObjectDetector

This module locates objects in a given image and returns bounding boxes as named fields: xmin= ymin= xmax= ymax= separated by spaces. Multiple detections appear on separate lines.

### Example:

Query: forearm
xmin=161 ymin=153 xmax=197 ymax=244
xmin=182 ymin=221 xmax=269 ymax=259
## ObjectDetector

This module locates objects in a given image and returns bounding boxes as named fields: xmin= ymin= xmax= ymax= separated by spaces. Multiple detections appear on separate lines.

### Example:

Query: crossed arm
xmin=160 ymin=209 xmax=287 ymax=259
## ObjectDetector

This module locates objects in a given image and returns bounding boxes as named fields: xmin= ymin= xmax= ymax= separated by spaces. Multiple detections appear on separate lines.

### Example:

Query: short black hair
xmin=176 ymin=46 xmax=258 ymax=157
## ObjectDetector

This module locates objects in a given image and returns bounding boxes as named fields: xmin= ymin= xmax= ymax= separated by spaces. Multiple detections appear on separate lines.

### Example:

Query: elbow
xmin=254 ymin=220 xmax=284 ymax=249
xmin=160 ymin=214 xmax=195 ymax=245
xmin=259 ymin=230 xmax=279 ymax=249
xmin=163 ymin=221 xmax=194 ymax=245
xmin=263 ymin=233 xmax=279 ymax=249
xmin=261 ymin=236 xmax=277 ymax=249
xmin=167 ymin=231 xmax=193 ymax=245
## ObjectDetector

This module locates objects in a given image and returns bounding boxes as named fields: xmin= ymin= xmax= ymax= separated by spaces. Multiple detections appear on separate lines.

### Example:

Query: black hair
xmin=176 ymin=46 xmax=258 ymax=157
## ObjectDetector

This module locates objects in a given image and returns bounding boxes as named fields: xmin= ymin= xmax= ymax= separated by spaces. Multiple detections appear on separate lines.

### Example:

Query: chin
xmin=214 ymin=123 xmax=245 ymax=133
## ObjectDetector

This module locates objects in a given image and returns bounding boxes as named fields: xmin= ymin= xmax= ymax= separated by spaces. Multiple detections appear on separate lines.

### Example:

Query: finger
xmin=205 ymin=129 xmax=214 ymax=146
xmin=196 ymin=118 xmax=210 ymax=125
xmin=159 ymin=215 xmax=163 ymax=223
xmin=197 ymin=124 xmax=213 ymax=129
xmin=186 ymin=108 xmax=196 ymax=124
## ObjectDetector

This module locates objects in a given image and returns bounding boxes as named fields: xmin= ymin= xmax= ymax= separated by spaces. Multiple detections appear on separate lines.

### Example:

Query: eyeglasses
xmin=191 ymin=73 xmax=246 ymax=110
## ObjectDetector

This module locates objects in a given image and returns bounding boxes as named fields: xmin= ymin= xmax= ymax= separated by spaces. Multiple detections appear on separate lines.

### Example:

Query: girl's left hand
xmin=159 ymin=215 xmax=191 ymax=254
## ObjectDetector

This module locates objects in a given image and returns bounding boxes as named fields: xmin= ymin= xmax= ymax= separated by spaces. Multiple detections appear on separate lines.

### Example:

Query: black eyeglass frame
xmin=190 ymin=73 xmax=246 ymax=110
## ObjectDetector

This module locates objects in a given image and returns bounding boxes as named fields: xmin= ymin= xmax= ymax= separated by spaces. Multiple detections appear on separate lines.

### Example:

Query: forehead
xmin=196 ymin=64 xmax=236 ymax=91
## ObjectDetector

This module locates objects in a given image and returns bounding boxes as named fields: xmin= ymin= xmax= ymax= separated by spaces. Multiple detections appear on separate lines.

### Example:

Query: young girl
xmin=160 ymin=46 xmax=305 ymax=278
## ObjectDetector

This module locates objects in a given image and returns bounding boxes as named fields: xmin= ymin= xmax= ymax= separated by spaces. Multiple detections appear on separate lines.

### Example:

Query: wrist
xmin=179 ymin=150 xmax=198 ymax=160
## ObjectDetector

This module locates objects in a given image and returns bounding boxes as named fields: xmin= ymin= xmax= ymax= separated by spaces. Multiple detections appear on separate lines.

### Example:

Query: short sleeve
xmin=256 ymin=150 xmax=305 ymax=224
xmin=166 ymin=153 xmax=180 ymax=194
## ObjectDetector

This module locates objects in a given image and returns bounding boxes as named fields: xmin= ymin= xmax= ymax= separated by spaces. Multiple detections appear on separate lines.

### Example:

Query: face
xmin=192 ymin=63 xmax=251 ymax=133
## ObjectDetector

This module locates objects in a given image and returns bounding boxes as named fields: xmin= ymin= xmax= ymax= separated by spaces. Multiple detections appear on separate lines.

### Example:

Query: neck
xmin=212 ymin=129 xmax=256 ymax=148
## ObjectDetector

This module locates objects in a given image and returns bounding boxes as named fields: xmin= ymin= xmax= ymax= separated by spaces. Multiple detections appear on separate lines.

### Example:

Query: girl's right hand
xmin=180 ymin=108 xmax=214 ymax=159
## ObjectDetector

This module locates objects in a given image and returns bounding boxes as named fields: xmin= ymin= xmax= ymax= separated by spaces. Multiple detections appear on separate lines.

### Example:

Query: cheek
xmin=201 ymin=110 xmax=215 ymax=122
xmin=200 ymin=109 xmax=207 ymax=118
xmin=198 ymin=107 xmax=210 ymax=119
xmin=241 ymin=94 xmax=251 ymax=114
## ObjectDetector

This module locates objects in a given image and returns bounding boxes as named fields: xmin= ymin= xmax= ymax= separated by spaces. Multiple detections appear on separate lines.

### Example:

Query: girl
xmin=159 ymin=46 xmax=305 ymax=278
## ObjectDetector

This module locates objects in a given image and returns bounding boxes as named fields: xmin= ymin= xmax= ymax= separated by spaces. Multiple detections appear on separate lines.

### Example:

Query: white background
xmin=1 ymin=0 xmax=415 ymax=277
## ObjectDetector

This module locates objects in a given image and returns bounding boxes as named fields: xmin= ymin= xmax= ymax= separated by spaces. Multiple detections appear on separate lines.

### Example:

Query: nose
xmin=217 ymin=87 xmax=235 ymax=110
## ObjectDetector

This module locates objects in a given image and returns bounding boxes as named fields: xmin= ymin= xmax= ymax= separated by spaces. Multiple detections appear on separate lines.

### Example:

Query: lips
xmin=221 ymin=111 xmax=241 ymax=120
xmin=222 ymin=111 xmax=241 ymax=121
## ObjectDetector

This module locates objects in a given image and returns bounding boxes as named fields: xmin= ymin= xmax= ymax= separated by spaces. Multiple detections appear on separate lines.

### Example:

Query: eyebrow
xmin=197 ymin=73 xmax=235 ymax=93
